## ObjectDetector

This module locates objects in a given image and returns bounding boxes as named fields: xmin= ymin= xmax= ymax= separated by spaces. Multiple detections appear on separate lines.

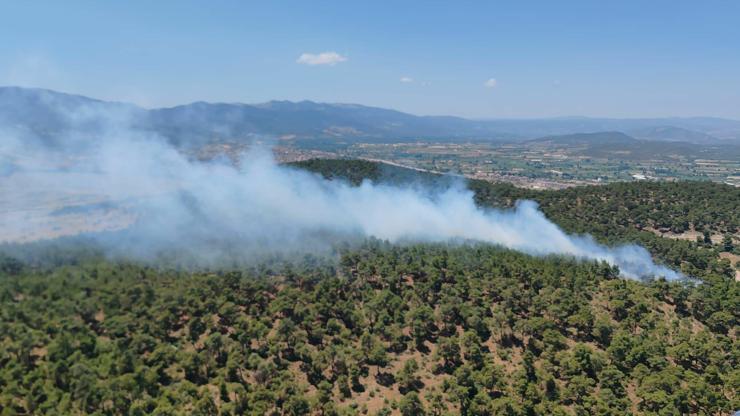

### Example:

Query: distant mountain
xmin=528 ymin=131 xmax=740 ymax=161
xmin=143 ymin=99 xmax=506 ymax=146
xmin=628 ymin=125 xmax=721 ymax=144
xmin=528 ymin=131 xmax=639 ymax=145
xmin=473 ymin=117 xmax=740 ymax=142
xmin=0 ymin=86 xmax=147 ymax=151
xmin=2 ymin=86 xmax=740 ymax=146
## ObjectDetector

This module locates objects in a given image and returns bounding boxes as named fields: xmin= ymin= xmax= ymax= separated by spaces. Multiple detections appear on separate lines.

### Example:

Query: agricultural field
xmin=285 ymin=139 xmax=740 ymax=189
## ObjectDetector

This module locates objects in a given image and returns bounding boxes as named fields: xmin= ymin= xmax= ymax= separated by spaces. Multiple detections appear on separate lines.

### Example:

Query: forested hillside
xmin=1 ymin=242 xmax=738 ymax=415
xmin=0 ymin=159 xmax=737 ymax=415
xmin=294 ymin=159 xmax=739 ymax=281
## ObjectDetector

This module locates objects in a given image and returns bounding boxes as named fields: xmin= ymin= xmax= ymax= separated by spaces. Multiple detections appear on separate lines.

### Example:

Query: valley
xmin=282 ymin=136 xmax=740 ymax=189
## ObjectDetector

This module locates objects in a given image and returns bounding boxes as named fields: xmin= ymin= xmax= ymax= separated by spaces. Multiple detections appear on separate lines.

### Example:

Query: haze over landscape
xmin=0 ymin=2 xmax=738 ymax=415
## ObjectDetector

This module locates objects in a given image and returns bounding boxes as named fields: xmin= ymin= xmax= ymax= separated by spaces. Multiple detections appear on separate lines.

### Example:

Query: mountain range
xmin=2 ymin=86 xmax=740 ymax=147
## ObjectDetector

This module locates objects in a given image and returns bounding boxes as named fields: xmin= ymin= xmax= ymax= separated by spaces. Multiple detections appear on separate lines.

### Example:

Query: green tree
xmin=397 ymin=359 xmax=420 ymax=392
xmin=399 ymin=392 xmax=425 ymax=416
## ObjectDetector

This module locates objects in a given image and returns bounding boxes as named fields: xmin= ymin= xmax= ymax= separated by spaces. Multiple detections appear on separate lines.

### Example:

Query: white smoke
xmin=0 ymin=107 xmax=683 ymax=280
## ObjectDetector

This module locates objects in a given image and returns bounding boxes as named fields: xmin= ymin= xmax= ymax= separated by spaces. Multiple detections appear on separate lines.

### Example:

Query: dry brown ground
xmin=719 ymin=252 xmax=740 ymax=281
xmin=646 ymin=227 xmax=725 ymax=244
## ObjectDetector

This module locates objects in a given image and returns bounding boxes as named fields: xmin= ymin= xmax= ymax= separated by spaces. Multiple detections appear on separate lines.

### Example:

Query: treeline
xmin=471 ymin=180 xmax=738 ymax=234
xmin=0 ymin=242 xmax=737 ymax=415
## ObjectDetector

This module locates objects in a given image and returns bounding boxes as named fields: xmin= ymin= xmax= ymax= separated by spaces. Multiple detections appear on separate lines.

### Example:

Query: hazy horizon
xmin=4 ymin=85 xmax=740 ymax=122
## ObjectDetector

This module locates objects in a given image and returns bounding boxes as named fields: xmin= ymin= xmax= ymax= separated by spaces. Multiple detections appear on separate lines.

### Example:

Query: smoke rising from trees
xmin=0 ymin=105 xmax=683 ymax=280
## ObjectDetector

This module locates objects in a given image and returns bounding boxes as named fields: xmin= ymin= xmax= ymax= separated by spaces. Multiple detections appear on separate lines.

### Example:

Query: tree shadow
xmin=399 ymin=379 xmax=425 ymax=394
xmin=375 ymin=371 xmax=396 ymax=387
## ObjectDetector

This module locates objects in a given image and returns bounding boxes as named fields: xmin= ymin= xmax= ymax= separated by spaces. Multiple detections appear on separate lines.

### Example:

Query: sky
xmin=1 ymin=1 xmax=739 ymax=118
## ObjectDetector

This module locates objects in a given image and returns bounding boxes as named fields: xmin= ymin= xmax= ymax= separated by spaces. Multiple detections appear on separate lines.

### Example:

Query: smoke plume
xmin=0 ymin=103 xmax=683 ymax=280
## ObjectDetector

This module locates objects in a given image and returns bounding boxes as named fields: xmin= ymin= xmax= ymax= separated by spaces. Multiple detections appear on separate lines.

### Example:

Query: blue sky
xmin=1 ymin=1 xmax=739 ymax=118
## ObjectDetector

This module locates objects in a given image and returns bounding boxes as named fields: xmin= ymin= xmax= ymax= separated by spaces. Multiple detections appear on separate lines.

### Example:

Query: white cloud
xmin=400 ymin=76 xmax=414 ymax=83
xmin=484 ymin=78 xmax=497 ymax=88
xmin=296 ymin=51 xmax=347 ymax=66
